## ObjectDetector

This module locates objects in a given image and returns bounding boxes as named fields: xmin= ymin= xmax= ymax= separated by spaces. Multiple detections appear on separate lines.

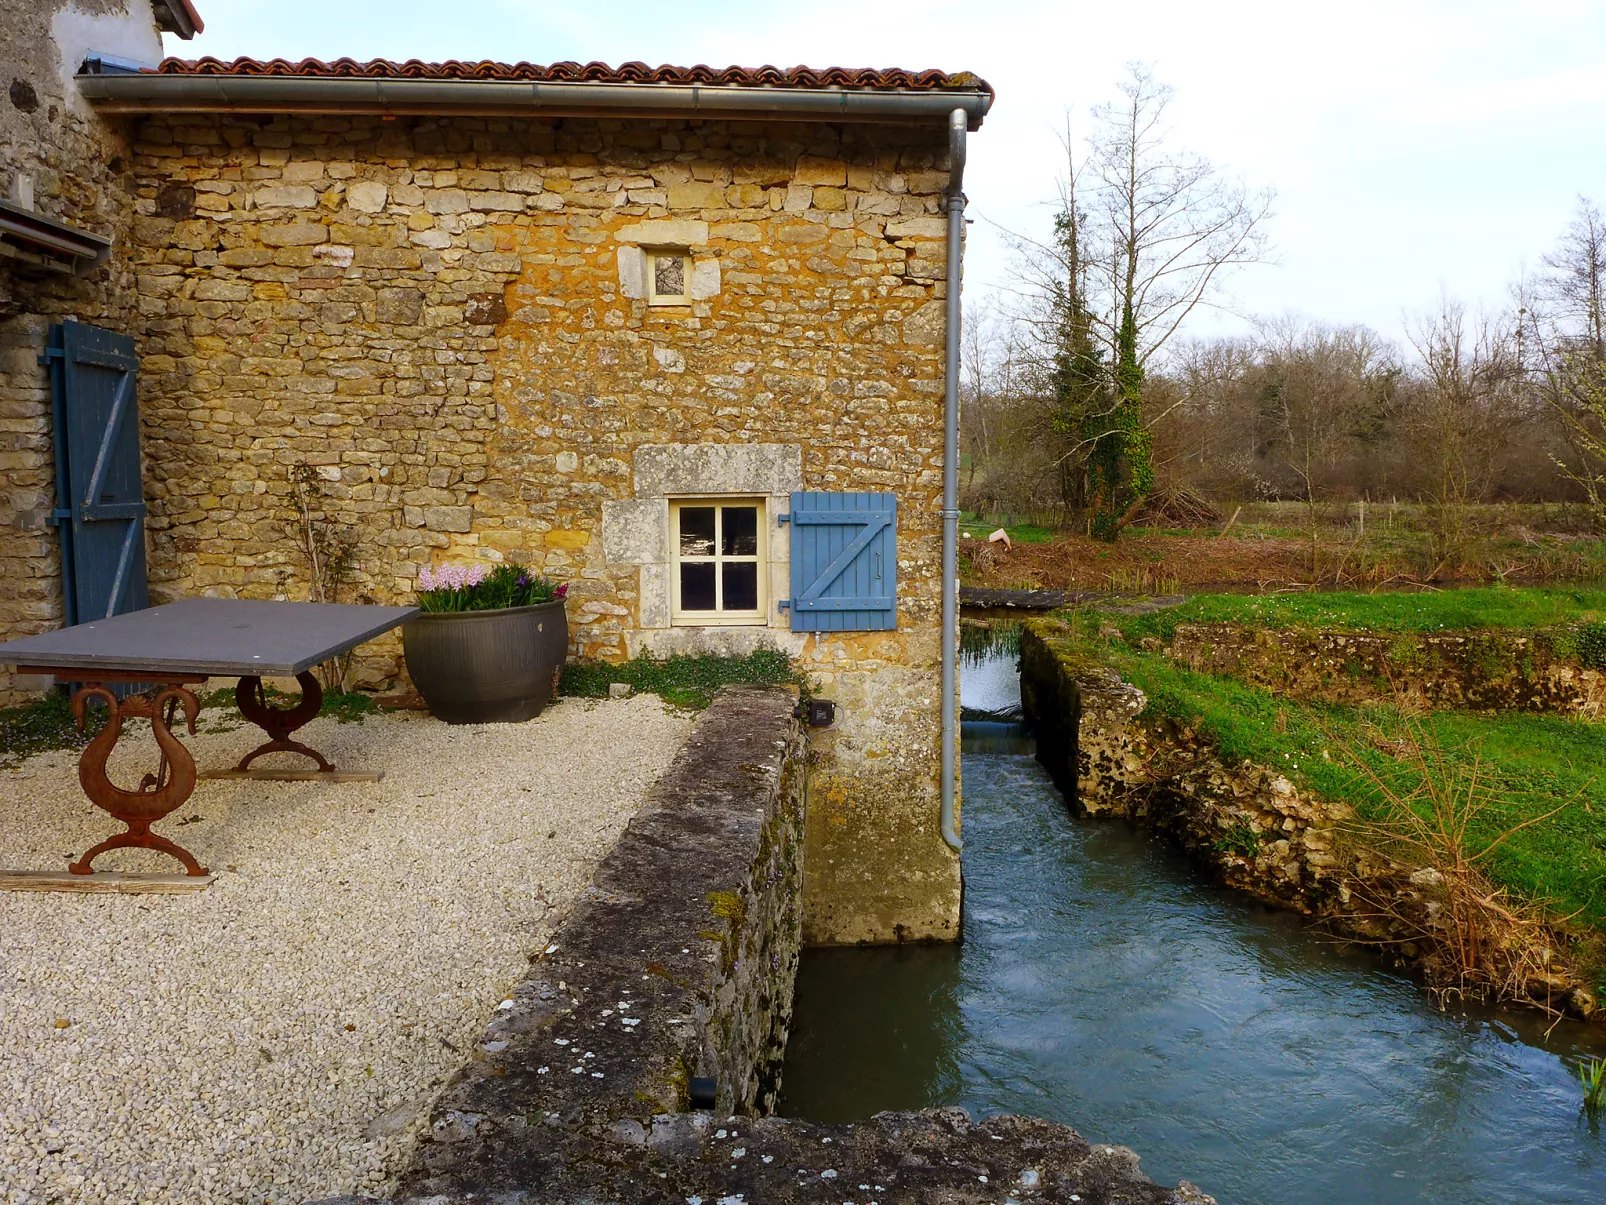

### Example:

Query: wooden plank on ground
xmin=199 ymin=768 xmax=383 ymax=783
xmin=0 ymin=870 xmax=215 ymax=894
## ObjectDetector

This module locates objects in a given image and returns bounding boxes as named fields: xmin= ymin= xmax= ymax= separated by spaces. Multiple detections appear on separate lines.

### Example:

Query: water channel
xmin=780 ymin=649 xmax=1606 ymax=1204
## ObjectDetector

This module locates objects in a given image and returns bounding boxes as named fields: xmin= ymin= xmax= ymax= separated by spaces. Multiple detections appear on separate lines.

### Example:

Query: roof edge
xmin=75 ymin=72 xmax=993 ymax=128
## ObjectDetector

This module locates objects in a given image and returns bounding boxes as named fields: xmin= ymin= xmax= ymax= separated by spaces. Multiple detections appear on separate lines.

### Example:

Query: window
xmin=647 ymin=250 xmax=690 ymax=306
xmin=671 ymin=499 xmax=766 ymax=625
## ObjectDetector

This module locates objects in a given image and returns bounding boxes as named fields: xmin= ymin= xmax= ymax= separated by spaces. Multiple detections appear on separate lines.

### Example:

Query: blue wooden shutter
xmin=44 ymin=319 xmax=149 ymax=626
xmin=785 ymin=491 xmax=896 ymax=631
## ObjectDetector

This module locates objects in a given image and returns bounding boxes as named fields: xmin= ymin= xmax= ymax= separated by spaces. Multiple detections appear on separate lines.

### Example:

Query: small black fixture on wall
xmin=796 ymin=698 xmax=837 ymax=729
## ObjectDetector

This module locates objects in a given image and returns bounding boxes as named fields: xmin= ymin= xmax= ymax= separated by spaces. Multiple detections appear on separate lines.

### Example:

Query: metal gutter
xmin=74 ymin=72 xmax=991 ymax=126
xmin=939 ymin=107 xmax=967 ymax=854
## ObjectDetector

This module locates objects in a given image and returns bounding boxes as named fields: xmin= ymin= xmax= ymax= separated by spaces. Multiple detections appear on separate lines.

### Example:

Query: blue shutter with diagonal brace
xmin=43 ymin=319 xmax=149 ymax=627
xmin=783 ymin=491 xmax=896 ymax=631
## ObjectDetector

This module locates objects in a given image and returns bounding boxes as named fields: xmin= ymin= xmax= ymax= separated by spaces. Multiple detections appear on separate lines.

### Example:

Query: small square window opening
xmin=647 ymin=250 xmax=690 ymax=306
xmin=671 ymin=499 xmax=767 ymax=625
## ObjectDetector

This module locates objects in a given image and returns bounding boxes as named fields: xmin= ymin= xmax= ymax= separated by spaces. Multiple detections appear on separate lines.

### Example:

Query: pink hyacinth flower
xmin=418 ymin=565 xmax=435 ymax=591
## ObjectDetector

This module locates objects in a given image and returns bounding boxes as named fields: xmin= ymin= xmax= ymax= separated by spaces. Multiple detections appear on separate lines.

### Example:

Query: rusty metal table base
xmin=68 ymin=682 xmax=207 ymax=877
xmin=232 ymin=671 xmax=336 ymax=774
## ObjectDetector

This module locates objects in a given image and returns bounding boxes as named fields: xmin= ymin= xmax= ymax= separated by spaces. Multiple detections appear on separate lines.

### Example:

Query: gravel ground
xmin=0 ymin=694 xmax=692 ymax=1205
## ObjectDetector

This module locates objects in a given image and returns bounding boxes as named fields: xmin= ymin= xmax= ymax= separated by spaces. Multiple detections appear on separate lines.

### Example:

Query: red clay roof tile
xmin=148 ymin=57 xmax=992 ymax=95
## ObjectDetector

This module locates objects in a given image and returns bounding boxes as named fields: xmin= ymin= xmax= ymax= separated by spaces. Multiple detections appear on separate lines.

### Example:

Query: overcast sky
xmin=164 ymin=0 xmax=1606 ymax=348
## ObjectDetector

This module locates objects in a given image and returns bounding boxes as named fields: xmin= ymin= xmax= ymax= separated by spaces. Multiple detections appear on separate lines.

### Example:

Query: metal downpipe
xmin=939 ymin=107 xmax=967 ymax=853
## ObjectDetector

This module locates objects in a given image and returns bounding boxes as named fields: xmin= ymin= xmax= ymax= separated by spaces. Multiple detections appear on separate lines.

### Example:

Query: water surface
xmin=781 ymin=652 xmax=1606 ymax=1205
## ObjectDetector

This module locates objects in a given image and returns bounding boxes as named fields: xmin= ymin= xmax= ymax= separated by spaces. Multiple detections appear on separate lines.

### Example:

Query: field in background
xmin=961 ymin=502 xmax=1606 ymax=593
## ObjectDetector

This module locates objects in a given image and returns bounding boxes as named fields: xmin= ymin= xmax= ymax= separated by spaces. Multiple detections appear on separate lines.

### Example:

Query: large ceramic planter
xmin=402 ymin=599 xmax=568 ymax=724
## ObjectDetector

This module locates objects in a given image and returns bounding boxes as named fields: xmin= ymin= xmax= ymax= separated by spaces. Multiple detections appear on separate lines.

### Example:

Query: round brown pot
xmin=402 ymin=599 xmax=569 ymax=724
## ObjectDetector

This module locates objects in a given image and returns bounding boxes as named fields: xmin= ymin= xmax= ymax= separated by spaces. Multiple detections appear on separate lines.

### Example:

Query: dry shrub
xmin=1337 ymin=717 xmax=1583 ymax=1015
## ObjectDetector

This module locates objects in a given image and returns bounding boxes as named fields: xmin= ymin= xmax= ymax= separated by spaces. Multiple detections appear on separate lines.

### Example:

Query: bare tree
xmin=1524 ymin=198 xmax=1606 ymax=527
xmin=1255 ymin=316 xmax=1398 ymax=576
xmin=1010 ymin=65 xmax=1274 ymax=539
xmin=1405 ymin=300 xmax=1526 ymax=567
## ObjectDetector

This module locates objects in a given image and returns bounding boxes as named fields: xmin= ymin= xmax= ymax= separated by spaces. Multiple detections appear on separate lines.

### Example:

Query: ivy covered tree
xmin=1028 ymin=65 xmax=1273 ymax=540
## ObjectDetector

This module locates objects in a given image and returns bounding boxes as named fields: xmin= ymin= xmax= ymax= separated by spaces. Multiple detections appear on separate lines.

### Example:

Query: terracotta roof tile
xmin=149 ymin=57 xmax=992 ymax=95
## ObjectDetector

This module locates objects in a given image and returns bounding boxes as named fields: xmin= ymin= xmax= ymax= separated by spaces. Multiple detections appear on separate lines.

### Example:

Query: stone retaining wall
xmin=1019 ymin=619 xmax=1599 ymax=1022
xmin=313 ymin=683 xmax=1214 ymax=1205
xmin=1170 ymin=622 xmax=1606 ymax=717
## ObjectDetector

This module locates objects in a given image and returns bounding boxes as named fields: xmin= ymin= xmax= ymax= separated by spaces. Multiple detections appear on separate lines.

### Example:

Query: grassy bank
xmin=1044 ymin=596 xmax=1606 ymax=988
xmin=1108 ymin=585 xmax=1606 ymax=645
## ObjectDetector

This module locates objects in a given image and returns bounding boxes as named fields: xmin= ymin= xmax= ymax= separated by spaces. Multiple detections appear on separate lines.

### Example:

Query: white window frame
xmin=646 ymin=248 xmax=691 ymax=306
xmin=670 ymin=497 xmax=767 ymax=626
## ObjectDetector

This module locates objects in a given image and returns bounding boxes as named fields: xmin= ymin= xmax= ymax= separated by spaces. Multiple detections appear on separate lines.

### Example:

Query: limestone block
xmin=314 ymin=244 xmax=356 ymax=268
xmin=667 ymin=182 xmax=727 ymax=209
xmin=689 ymin=257 xmax=721 ymax=299
xmin=258 ymin=223 xmax=328 ymax=247
xmin=794 ymin=157 xmax=847 ymax=186
xmin=886 ymin=217 xmax=947 ymax=239
xmin=629 ymin=626 xmax=807 ymax=660
xmin=469 ymin=191 xmax=522 ymax=212
xmin=782 ymin=185 xmax=812 ymax=213
xmin=347 ymin=181 xmax=388 ymax=213
xmin=902 ymin=301 xmax=946 ymax=346
xmin=653 ymin=347 xmax=686 ymax=373
xmin=254 ymin=185 xmax=317 ymax=208
xmin=193 ymin=280 xmax=252 ymax=302
xmin=638 ymin=562 xmax=670 ymax=628
xmin=423 ymin=506 xmax=473 ymax=532
xmin=377 ymin=287 xmax=424 ymax=324
xmin=617 ymin=246 xmax=646 ymax=299
xmin=602 ymin=499 xmax=668 ymax=565
xmin=633 ymin=443 xmax=803 ymax=498
xmin=710 ymin=221 xmax=761 ymax=242
xmin=426 ymin=189 xmax=470 ymax=214
xmin=615 ymin=219 xmax=708 ymax=246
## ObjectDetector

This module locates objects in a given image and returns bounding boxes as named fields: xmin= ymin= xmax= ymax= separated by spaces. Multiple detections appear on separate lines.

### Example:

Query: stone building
xmin=0 ymin=6 xmax=993 ymax=945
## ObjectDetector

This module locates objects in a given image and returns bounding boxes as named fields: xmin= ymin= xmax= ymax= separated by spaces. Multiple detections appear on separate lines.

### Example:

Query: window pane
xmin=678 ymin=507 xmax=715 ymax=557
xmin=680 ymin=562 xmax=716 ymax=611
xmin=721 ymin=506 xmax=758 ymax=556
xmin=722 ymin=562 xmax=758 ymax=612
xmin=654 ymin=254 xmax=686 ymax=296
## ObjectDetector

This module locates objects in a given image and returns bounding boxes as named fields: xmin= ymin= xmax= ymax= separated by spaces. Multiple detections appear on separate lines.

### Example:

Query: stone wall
xmin=121 ymin=108 xmax=961 ymax=943
xmin=0 ymin=0 xmax=164 ymax=698
xmin=1170 ymin=622 xmax=1606 ymax=718
xmin=318 ymin=684 xmax=1212 ymax=1205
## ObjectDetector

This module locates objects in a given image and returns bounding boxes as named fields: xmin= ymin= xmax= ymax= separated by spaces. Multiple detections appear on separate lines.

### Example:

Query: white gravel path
xmin=0 ymin=694 xmax=692 ymax=1205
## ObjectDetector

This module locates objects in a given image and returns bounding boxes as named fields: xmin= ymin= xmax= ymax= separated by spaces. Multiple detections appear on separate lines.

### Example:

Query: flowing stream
xmin=780 ymin=649 xmax=1606 ymax=1205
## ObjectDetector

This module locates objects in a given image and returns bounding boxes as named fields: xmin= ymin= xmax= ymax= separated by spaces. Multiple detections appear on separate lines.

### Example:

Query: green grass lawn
xmin=1092 ymin=632 xmax=1606 ymax=944
xmin=1108 ymin=585 xmax=1606 ymax=645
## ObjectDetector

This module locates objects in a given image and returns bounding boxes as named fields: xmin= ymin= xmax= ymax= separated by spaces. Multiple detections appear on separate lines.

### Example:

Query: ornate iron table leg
xmin=69 ymin=684 xmax=207 ymax=876
xmin=233 ymin=671 xmax=335 ymax=773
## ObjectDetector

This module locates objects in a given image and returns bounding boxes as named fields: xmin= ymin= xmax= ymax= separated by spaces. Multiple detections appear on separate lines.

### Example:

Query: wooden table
xmin=0 ymin=598 xmax=417 ymax=882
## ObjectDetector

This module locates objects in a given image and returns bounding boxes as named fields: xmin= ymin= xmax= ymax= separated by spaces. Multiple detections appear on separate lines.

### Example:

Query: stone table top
xmin=0 ymin=598 xmax=419 ymax=678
